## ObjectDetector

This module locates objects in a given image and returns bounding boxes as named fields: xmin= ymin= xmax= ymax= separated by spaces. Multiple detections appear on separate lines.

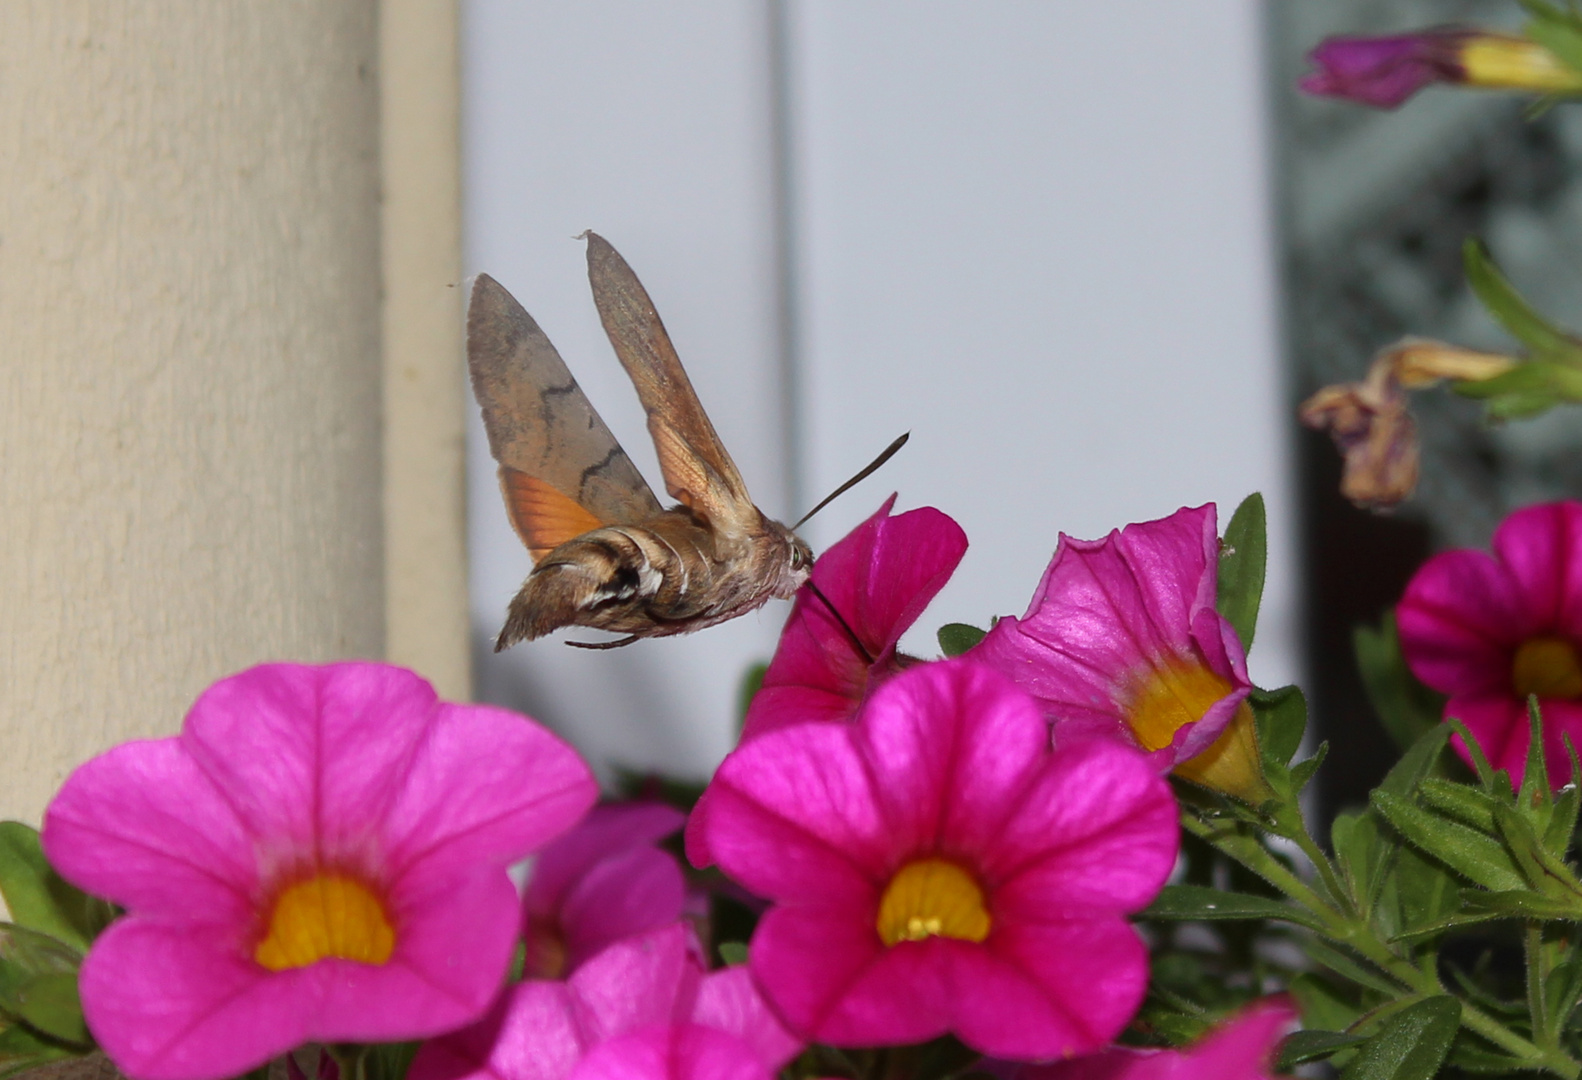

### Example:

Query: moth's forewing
xmin=583 ymin=233 xmax=756 ymax=528
xmin=467 ymin=273 xmax=662 ymax=537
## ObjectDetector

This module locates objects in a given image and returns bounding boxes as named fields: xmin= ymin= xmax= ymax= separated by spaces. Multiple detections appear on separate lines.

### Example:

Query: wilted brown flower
xmin=1300 ymin=339 xmax=1516 ymax=510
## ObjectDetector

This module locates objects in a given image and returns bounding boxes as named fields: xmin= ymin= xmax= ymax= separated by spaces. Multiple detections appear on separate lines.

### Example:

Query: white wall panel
xmin=462 ymin=1 xmax=1296 ymax=783
xmin=462 ymin=1 xmax=787 ymax=781
xmin=787 ymin=1 xmax=1297 ymax=691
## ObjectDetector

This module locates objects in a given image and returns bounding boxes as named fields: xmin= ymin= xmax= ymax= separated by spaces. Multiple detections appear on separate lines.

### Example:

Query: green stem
xmin=1186 ymin=810 xmax=1582 ymax=1078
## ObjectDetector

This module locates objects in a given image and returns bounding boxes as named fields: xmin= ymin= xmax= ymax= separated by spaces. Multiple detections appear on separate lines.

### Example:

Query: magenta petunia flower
xmin=408 ymin=923 xmax=802 ymax=1080
xmin=971 ymin=504 xmax=1259 ymax=797
xmin=688 ymin=496 xmax=966 ymax=868
xmin=522 ymin=801 xmax=687 ymax=978
xmin=42 ymin=662 xmax=598 ymax=1080
xmin=696 ymin=659 xmax=1178 ymax=1059
xmin=993 ymin=997 xmax=1296 ymax=1080
xmin=1398 ymin=501 xmax=1582 ymax=787
xmin=741 ymin=494 xmax=968 ymax=741
xmin=1300 ymin=29 xmax=1582 ymax=109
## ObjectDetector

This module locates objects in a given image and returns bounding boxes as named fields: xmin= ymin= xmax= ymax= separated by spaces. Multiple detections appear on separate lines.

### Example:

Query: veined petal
xmin=557 ymin=846 xmax=687 ymax=972
xmin=567 ymin=924 xmax=702 ymax=1042
xmin=953 ymin=921 xmax=1149 ymax=1059
xmin=568 ymin=1026 xmax=769 ymax=1080
xmin=986 ymin=740 xmax=1178 ymax=914
xmin=409 ymin=981 xmax=586 ymax=1080
xmin=1399 ymin=550 xmax=1530 ymax=695
xmin=180 ymin=664 xmax=436 ymax=864
xmin=1492 ymin=502 xmax=1582 ymax=640
xmin=527 ymin=802 xmax=684 ymax=918
xmin=857 ymin=662 xmax=1046 ymax=857
xmin=692 ymin=968 xmax=802 ymax=1072
xmin=42 ymin=739 xmax=257 ymax=921
xmin=383 ymin=702 xmax=596 ymax=884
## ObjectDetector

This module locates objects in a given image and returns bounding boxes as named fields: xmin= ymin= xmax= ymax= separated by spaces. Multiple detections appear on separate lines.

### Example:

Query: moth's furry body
xmin=497 ymin=510 xmax=808 ymax=647
xmin=468 ymin=233 xmax=812 ymax=651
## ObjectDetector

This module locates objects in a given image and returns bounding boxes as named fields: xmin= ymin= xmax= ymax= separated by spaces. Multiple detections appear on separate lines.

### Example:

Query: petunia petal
xmin=409 ymin=980 xmax=586 ymax=1080
xmin=384 ymin=702 xmax=597 ymax=884
xmin=1398 ymin=550 xmax=1529 ymax=696
xmin=1491 ymin=502 xmax=1582 ymax=639
xmin=693 ymin=967 xmax=803 ymax=1072
xmin=749 ymin=905 xmax=930 ymax=1047
xmin=987 ymin=739 xmax=1178 ymax=914
xmin=78 ymin=920 xmax=307 ymax=1080
xmin=526 ymin=803 xmax=685 ymax=920
xmin=42 ymin=739 xmax=257 ymax=921
xmin=952 ymin=920 xmax=1150 ymax=1060
xmin=701 ymin=725 xmax=889 ymax=903
xmin=558 ymin=845 xmax=687 ymax=970
xmin=567 ymin=924 xmax=702 ymax=1042
xmin=179 ymin=664 xmax=438 ymax=868
xmin=569 ymin=1026 xmax=770 ymax=1080
xmin=856 ymin=661 xmax=1046 ymax=857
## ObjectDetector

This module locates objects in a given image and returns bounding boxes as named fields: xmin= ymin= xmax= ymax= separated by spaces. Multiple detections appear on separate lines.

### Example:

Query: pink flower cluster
xmin=42 ymin=498 xmax=1298 ymax=1080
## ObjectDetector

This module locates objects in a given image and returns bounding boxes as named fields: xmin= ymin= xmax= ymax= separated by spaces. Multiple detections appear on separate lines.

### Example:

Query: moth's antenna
xmin=805 ymin=580 xmax=874 ymax=666
xmin=793 ymin=432 xmax=909 ymax=530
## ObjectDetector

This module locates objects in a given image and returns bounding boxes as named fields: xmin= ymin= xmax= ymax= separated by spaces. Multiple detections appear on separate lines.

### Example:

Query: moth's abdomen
xmin=494 ymin=525 xmax=674 ymax=649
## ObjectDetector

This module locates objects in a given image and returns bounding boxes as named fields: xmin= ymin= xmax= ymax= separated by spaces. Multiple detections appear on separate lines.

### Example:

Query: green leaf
xmin=1370 ymin=790 xmax=1527 ymax=891
xmin=1290 ymin=972 xmax=1365 ymax=1034
xmin=937 ymin=623 xmax=986 ymax=658
xmin=364 ymin=1041 xmax=420 ymax=1080
xmin=1387 ymin=843 xmax=1465 ymax=939
xmin=0 ymin=824 xmax=106 ymax=954
xmin=1527 ymin=16 xmax=1582 ymax=76
xmin=1338 ymin=996 xmax=1459 ymax=1080
xmin=1416 ymin=779 xmax=1497 ymax=833
xmin=1141 ymin=884 xmax=1324 ymax=930
xmin=1378 ymin=724 xmax=1453 ymax=799
xmin=1447 ymin=719 xmax=1498 ymax=791
xmin=1354 ymin=614 xmax=1445 ymax=753
xmin=1459 ymin=888 xmax=1582 ymax=921
xmin=1251 ymin=685 xmax=1306 ymax=774
xmin=1304 ymin=938 xmax=1401 ymax=997
xmin=1289 ymin=741 xmax=1329 ymax=795
xmin=717 ymin=941 xmax=749 ymax=966
xmin=736 ymin=661 xmax=769 ymax=724
xmin=1464 ymin=238 xmax=1578 ymax=358
xmin=1216 ymin=493 xmax=1266 ymax=651
xmin=11 ymin=974 xmax=88 ymax=1047
xmin=1332 ymin=809 xmax=1390 ymax=914
xmin=1276 ymin=1030 xmax=1368 ymax=1071
xmin=0 ymin=1022 xmax=82 ymax=1080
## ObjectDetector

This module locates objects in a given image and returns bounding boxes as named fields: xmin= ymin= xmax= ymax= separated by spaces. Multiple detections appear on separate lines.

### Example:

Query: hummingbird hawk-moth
xmin=468 ymin=232 xmax=814 ymax=650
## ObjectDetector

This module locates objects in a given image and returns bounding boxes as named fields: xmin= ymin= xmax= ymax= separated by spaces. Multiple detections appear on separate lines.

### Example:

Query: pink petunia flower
xmin=971 ymin=504 xmax=1262 ymax=799
xmin=741 ymin=494 xmax=968 ymax=741
xmin=696 ymin=658 xmax=1178 ymax=1059
xmin=522 ymin=801 xmax=687 ymax=978
xmin=688 ymin=496 xmax=966 ymax=867
xmin=408 ymin=923 xmax=802 ymax=1080
xmin=993 ymin=997 xmax=1297 ymax=1080
xmin=1398 ymin=501 xmax=1582 ymax=787
xmin=42 ymin=662 xmax=598 ymax=1080
xmin=1300 ymin=29 xmax=1582 ymax=109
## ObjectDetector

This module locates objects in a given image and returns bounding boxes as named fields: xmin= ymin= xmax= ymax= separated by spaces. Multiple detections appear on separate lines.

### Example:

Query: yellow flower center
xmin=1512 ymin=636 xmax=1582 ymax=700
xmin=1174 ymin=701 xmax=1275 ymax=804
xmin=254 ymin=872 xmax=395 ymax=971
xmin=876 ymin=859 xmax=990 ymax=946
xmin=1125 ymin=658 xmax=1233 ymax=753
xmin=1460 ymin=37 xmax=1582 ymax=93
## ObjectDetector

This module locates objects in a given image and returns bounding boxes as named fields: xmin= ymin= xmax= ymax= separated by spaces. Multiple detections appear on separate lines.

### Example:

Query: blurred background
xmin=463 ymin=1 xmax=1294 ymax=787
xmin=464 ymin=1 xmax=1582 ymax=814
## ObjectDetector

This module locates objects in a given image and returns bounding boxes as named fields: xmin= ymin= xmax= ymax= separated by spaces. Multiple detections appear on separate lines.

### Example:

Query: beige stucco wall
xmin=0 ymin=6 xmax=387 ymax=823
xmin=381 ymin=0 xmax=471 ymax=702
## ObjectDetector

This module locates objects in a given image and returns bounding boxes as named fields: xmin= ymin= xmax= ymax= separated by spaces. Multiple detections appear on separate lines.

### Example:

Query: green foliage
xmin=1216 ymin=493 xmax=1266 ymax=651
xmin=936 ymin=623 xmax=986 ymax=657
xmin=1522 ymin=0 xmax=1582 ymax=75
xmin=1355 ymin=612 xmax=1445 ymax=752
xmin=1338 ymin=997 xmax=1460 ymax=1080
xmin=717 ymin=941 xmax=749 ymax=966
xmin=0 ymin=823 xmax=113 ymax=954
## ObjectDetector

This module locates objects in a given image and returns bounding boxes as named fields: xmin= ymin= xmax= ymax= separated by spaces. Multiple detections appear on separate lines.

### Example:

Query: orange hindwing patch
xmin=499 ymin=468 xmax=607 ymax=561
